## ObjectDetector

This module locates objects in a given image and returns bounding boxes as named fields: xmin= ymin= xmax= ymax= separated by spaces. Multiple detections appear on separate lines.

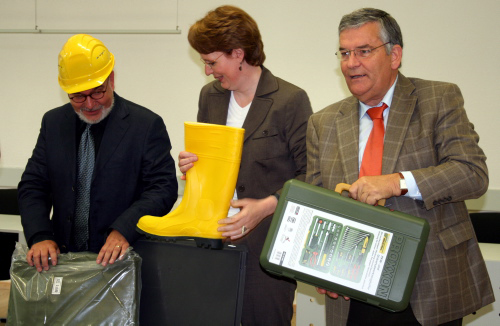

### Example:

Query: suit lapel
xmin=207 ymin=84 xmax=230 ymax=125
xmin=93 ymin=95 xmax=130 ymax=179
xmin=242 ymin=97 xmax=273 ymax=142
xmin=209 ymin=66 xmax=276 ymax=142
xmin=336 ymin=98 xmax=361 ymax=184
xmin=383 ymin=74 xmax=417 ymax=175
xmin=242 ymin=67 xmax=277 ymax=142
xmin=61 ymin=106 xmax=77 ymax=183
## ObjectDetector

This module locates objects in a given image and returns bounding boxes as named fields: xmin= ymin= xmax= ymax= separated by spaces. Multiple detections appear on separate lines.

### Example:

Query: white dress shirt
xmin=226 ymin=91 xmax=252 ymax=216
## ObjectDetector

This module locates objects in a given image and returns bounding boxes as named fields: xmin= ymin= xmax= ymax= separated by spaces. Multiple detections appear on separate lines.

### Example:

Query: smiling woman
xmin=137 ymin=5 xmax=313 ymax=325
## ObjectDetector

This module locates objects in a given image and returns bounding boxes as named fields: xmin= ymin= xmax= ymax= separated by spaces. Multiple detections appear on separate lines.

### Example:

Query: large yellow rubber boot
xmin=137 ymin=122 xmax=244 ymax=249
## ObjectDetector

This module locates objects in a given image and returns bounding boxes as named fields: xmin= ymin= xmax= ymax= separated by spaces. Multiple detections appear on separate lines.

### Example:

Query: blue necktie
xmin=75 ymin=124 xmax=95 ymax=250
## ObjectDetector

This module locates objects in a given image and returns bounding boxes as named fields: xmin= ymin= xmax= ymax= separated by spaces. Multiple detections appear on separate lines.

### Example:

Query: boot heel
xmin=195 ymin=238 xmax=224 ymax=250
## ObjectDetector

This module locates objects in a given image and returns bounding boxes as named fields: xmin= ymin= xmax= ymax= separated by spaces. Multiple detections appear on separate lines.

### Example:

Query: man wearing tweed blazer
xmin=306 ymin=8 xmax=494 ymax=326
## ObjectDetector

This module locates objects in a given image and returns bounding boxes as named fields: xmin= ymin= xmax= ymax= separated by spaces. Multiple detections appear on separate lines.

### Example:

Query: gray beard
xmin=76 ymin=97 xmax=115 ymax=124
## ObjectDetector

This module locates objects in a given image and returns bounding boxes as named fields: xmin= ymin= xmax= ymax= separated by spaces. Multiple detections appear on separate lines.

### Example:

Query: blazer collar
xmin=336 ymin=96 xmax=361 ymax=184
xmin=335 ymin=72 xmax=417 ymax=182
xmin=208 ymin=66 xmax=279 ymax=141
xmin=61 ymin=105 xmax=77 ymax=181
xmin=60 ymin=93 xmax=129 ymax=181
xmin=205 ymin=85 xmax=230 ymax=126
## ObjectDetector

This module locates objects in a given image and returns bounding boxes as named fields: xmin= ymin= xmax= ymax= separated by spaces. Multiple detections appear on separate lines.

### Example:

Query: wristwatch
xmin=398 ymin=172 xmax=408 ymax=196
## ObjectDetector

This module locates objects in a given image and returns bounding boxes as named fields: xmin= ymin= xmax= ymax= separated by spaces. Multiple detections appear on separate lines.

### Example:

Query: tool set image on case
xmin=300 ymin=217 xmax=374 ymax=283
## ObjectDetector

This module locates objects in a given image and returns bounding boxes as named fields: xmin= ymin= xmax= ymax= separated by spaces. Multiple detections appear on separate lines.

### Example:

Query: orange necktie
xmin=359 ymin=103 xmax=388 ymax=178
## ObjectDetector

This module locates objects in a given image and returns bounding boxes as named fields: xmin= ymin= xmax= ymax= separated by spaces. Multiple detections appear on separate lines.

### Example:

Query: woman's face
xmin=200 ymin=51 xmax=242 ymax=91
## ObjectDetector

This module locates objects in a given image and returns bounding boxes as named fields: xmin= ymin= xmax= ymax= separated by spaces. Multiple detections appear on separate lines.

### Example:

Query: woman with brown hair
xmin=181 ymin=5 xmax=313 ymax=324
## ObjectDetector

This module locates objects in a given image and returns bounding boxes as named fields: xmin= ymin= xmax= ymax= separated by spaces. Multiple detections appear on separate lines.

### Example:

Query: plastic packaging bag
xmin=7 ymin=242 xmax=141 ymax=325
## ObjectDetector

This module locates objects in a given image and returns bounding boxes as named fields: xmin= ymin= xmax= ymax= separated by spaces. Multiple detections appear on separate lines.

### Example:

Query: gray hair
xmin=339 ymin=8 xmax=403 ymax=55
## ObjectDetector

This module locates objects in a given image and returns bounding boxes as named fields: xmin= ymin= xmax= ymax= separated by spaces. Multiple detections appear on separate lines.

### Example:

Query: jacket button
xmin=262 ymin=130 xmax=269 ymax=136
xmin=238 ymin=185 xmax=245 ymax=192
xmin=433 ymin=200 xmax=438 ymax=206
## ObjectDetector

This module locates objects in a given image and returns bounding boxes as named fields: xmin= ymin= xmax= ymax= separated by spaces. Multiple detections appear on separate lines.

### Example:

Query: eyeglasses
xmin=335 ymin=42 xmax=390 ymax=61
xmin=200 ymin=53 xmax=225 ymax=69
xmin=68 ymin=81 xmax=109 ymax=103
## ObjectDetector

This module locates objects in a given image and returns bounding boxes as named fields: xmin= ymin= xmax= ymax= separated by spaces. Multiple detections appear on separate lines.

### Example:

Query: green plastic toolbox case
xmin=260 ymin=180 xmax=430 ymax=312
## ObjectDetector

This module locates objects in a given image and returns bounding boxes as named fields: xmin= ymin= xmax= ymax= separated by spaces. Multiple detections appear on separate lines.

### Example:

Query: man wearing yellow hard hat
xmin=18 ymin=34 xmax=178 ymax=271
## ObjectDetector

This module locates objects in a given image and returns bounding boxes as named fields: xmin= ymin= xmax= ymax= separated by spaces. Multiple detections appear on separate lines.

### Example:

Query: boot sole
xmin=136 ymin=228 xmax=224 ymax=250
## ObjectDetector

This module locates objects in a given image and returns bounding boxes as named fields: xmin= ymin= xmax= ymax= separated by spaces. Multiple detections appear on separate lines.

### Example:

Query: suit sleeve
xmin=410 ymin=83 xmax=488 ymax=209
xmin=110 ymin=116 xmax=178 ymax=243
xmin=305 ymin=115 xmax=323 ymax=188
xmin=18 ymin=115 xmax=56 ymax=246
xmin=284 ymin=88 xmax=313 ymax=182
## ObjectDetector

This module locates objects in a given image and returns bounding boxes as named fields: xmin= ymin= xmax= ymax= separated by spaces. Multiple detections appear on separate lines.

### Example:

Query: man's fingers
xmin=49 ymin=248 xmax=58 ymax=266
xmin=41 ymin=252 xmax=50 ymax=271
xmin=33 ymin=259 xmax=42 ymax=272
xmin=32 ymin=251 xmax=43 ymax=272
xmin=119 ymin=243 xmax=129 ymax=260
xmin=26 ymin=250 xmax=34 ymax=266
xmin=101 ymin=250 xmax=112 ymax=266
xmin=98 ymin=243 xmax=128 ymax=265
xmin=109 ymin=244 xmax=123 ymax=264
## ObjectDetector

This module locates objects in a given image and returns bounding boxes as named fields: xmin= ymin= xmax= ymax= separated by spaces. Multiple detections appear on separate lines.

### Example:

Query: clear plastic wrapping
xmin=7 ymin=242 xmax=141 ymax=325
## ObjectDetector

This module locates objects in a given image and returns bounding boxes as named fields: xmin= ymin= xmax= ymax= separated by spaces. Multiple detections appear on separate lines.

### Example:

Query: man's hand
xmin=96 ymin=229 xmax=129 ymax=266
xmin=217 ymin=195 xmax=278 ymax=240
xmin=27 ymin=240 xmax=60 ymax=272
xmin=178 ymin=151 xmax=198 ymax=181
xmin=316 ymin=287 xmax=350 ymax=300
xmin=349 ymin=173 xmax=402 ymax=205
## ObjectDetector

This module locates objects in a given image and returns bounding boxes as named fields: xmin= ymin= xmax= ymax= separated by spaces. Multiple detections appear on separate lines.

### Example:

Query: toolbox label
xmin=268 ymin=201 xmax=393 ymax=295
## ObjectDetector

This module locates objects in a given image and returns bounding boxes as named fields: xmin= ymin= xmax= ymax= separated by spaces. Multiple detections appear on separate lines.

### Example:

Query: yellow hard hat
xmin=58 ymin=34 xmax=115 ymax=94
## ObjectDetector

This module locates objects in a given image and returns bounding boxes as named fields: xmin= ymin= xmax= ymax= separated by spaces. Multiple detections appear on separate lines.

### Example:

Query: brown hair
xmin=188 ymin=5 xmax=266 ymax=66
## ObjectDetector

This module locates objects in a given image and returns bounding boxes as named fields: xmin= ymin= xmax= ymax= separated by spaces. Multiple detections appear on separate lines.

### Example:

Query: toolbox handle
xmin=334 ymin=183 xmax=386 ymax=207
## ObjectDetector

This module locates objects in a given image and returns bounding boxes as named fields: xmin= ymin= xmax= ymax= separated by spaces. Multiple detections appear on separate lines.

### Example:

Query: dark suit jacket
xmin=18 ymin=93 xmax=178 ymax=253
xmin=306 ymin=73 xmax=494 ymax=325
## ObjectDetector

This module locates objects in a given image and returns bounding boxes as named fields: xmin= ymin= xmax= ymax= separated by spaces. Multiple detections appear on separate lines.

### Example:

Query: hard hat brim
xmin=58 ymin=54 xmax=114 ymax=94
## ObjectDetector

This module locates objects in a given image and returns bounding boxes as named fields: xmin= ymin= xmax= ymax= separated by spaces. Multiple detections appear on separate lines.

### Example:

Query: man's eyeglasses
xmin=69 ymin=81 xmax=109 ymax=103
xmin=335 ymin=42 xmax=391 ymax=61
xmin=200 ymin=53 xmax=225 ymax=69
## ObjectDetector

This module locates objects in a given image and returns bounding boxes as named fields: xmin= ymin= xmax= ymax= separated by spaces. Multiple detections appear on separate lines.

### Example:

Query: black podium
xmin=134 ymin=238 xmax=247 ymax=326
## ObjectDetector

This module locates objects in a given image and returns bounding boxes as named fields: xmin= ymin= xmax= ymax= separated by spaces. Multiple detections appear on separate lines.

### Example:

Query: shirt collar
xmin=359 ymin=75 xmax=398 ymax=120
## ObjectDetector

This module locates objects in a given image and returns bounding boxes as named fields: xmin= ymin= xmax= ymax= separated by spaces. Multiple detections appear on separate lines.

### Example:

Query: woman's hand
xmin=217 ymin=195 xmax=278 ymax=240
xmin=178 ymin=151 xmax=198 ymax=180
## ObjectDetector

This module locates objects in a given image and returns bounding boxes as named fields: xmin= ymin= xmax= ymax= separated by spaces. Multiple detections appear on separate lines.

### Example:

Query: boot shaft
xmin=184 ymin=122 xmax=244 ymax=162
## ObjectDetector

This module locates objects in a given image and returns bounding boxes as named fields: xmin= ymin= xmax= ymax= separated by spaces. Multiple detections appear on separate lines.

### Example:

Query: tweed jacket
xmin=18 ymin=93 xmax=178 ymax=253
xmin=197 ymin=66 xmax=313 ymax=200
xmin=306 ymin=73 xmax=494 ymax=325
